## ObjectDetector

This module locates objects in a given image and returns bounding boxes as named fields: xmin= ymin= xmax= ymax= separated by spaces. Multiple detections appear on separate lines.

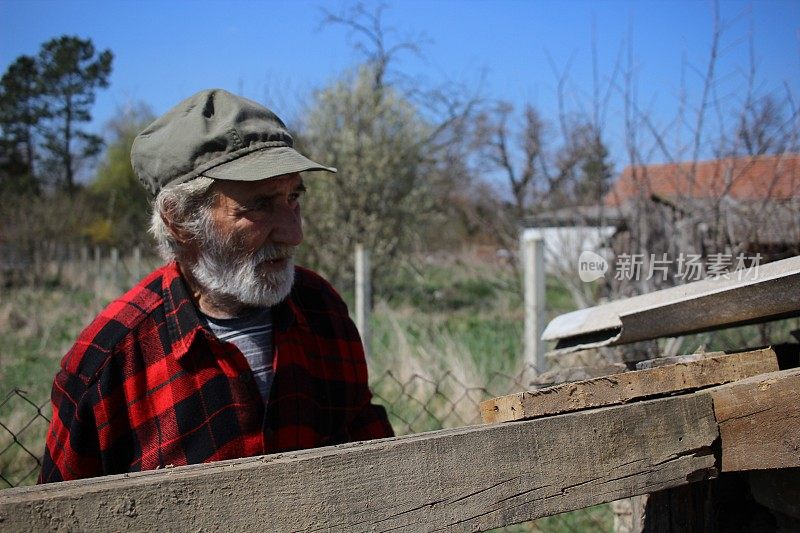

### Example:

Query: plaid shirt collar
xmin=159 ymin=262 xmax=308 ymax=362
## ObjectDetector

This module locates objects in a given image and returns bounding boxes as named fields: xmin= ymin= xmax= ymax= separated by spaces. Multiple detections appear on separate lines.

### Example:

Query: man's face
xmin=188 ymin=172 xmax=306 ymax=309
xmin=210 ymin=172 xmax=305 ymax=259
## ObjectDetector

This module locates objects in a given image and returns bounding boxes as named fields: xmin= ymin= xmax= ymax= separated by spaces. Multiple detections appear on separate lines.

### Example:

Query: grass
xmin=368 ymin=303 xmax=525 ymax=433
xmin=0 ymin=255 xmax=143 ymax=488
xmin=531 ymin=504 xmax=615 ymax=532
xmin=0 ymin=284 xmax=115 ymax=487
xmin=364 ymin=257 xmax=548 ymax=433
xmin=0 ymin=287 xmax=104 ymax=398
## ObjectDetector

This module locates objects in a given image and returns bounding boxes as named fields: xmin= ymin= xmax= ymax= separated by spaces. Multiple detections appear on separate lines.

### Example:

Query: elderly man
xmin=39 ymin=89 xmax=393 ymax=482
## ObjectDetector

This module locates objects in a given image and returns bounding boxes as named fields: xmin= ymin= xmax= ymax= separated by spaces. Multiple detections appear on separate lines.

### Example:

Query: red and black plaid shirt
xmin=39 ymin=263 xmax=393 ymax=483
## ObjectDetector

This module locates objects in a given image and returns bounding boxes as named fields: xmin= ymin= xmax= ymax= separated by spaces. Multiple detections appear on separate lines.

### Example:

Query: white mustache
xmin=241 ymin=244 xmax=295 ymax=265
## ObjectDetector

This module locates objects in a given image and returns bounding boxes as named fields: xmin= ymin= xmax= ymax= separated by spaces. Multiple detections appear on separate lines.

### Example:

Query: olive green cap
xmin=131 ymin=89 xmax=336 ymax=195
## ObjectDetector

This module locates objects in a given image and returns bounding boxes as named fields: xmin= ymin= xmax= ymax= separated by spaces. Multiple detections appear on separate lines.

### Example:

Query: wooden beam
xmin=708 ymin=368 xmax=800 ymax=472
xmin=481 ymin=348 xmax=779 ymax=424
xmin=0 ymin=394 xmax=718 ymax=533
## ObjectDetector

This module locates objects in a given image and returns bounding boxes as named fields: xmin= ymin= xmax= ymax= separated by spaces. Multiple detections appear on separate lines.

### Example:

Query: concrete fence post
xmin=521 ymin=229 xmax=546 ymax=378
xmin=110 ymin=248 xmax=120 ymax=287
xmin=132 ymin=246 xmax=141 ymax=284
xmin=94 ymin=246 xmax=102 ymax=278
xmin=81 ymin=246 xmax=89 ymax=287
xmin=355 ymin=243 xmax=371 ymax=357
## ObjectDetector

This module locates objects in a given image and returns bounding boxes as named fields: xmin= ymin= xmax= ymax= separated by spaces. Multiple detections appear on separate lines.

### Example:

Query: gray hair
xmin=149 ymin=177 xmax=216 ymax=263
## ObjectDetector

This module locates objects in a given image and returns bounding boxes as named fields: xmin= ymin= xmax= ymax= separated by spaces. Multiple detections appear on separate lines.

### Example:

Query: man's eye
xmin=239 ymin=202 xmax=267 ymax=214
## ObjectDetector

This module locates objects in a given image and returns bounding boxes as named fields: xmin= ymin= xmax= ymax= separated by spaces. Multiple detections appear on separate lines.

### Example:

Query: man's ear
xmin=160 ymin=203 xmax=193 ymax=245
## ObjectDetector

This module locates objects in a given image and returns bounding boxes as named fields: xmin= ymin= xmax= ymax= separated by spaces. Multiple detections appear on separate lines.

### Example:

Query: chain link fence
xmin=0 ymin=389 xmax=50 ymax=488
xmin=371 ymin=368 xmax=529 ymax=434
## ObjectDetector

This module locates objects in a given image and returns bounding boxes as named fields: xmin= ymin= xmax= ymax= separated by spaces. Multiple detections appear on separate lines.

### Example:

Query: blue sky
xmin=1 ymin=0 xmax=799 ymax=172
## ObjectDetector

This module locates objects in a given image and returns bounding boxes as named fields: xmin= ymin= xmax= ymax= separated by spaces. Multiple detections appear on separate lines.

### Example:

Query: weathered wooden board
xmin=0 ymin=394 xmax=718 ymax=533
xmin=481 ymin=348 xmax=778 ymax=424
xmin=709 ymin=368 xmax=800 ymax=472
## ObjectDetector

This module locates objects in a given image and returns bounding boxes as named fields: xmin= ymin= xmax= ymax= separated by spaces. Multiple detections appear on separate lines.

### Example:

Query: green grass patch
xmin=0 ymin=284 xmax=113 ymax=487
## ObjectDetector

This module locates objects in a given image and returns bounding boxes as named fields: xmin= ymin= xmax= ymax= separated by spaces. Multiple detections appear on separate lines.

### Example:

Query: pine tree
xmin=0 ymin=55 xmax=44 ymax=194
xmin=37 ymin=36 xmax=112 ymax=192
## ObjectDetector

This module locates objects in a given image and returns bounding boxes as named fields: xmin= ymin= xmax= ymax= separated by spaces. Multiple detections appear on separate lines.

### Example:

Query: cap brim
xmin=202 ymin=146 xmax=337 ymax=181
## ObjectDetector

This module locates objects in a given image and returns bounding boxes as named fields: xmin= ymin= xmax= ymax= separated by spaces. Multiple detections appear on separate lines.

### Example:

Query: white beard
xmin=189 ymin=235 xmax=296 ymax=309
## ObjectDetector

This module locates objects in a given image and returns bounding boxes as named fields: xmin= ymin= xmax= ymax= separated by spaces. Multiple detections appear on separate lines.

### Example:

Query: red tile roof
xmin=605 ymin=155 xmax=800 ymax=206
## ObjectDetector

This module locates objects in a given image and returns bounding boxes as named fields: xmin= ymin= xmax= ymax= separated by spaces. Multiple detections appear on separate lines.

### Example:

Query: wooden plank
xmin=481 ymin=348 xmax=778 ymax=424
xmin=708 ymin=368 xmax=800 ymax=472
xmin=0 ymin=394 xmax=719 ymax=533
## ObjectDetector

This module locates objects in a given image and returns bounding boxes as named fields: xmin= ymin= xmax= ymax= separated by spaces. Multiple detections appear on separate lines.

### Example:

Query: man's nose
xmin=270 ymin=205 xmax=303 ymax=246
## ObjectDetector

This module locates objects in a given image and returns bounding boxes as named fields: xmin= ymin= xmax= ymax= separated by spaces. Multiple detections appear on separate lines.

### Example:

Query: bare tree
xmin=320 ymin=2 xmax=420 ymax=95
xmin=298 ymin=3 xmax=480 ymax=290
xmin=600 ymin=1 xmax=800 ymax=357
xmin=472 ymin=103 xmax=547 ymax=224
xmin=735 ymin=94 xmax=797 ymax=156
xmin=458 ymin=2 xmax=798 ymax=359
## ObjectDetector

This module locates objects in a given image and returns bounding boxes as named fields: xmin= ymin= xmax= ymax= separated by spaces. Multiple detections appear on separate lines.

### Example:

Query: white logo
xmin=578 ymin=250 xmax=608 ymax=282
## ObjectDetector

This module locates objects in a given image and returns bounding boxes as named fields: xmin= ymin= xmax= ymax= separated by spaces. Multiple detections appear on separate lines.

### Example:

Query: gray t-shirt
xmin=202 ymin=307 xmax=274 ymax=404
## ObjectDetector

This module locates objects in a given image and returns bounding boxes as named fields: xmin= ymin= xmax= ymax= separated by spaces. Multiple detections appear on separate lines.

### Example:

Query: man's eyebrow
xmin=239 ymin=183 xmax=307 ymax=207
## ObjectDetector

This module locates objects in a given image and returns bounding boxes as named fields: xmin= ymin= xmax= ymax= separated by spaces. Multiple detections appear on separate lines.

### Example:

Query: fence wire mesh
xmin=0 ymin=368 xmax=616 ymax=532
xmin=370 ymin=368 xmax=530 ymax=434
xmin=0 ymin=389 xmax=50 ymax=488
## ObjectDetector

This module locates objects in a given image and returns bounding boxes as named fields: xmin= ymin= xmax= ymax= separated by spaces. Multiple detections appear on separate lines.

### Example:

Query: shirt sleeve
xmin=337 ymin=307 xmax=394 ymax=441
xmin=39 ymin=368 xmax=103 ymax=483
xmin=347 ymin=386 xmax=395 ymax=441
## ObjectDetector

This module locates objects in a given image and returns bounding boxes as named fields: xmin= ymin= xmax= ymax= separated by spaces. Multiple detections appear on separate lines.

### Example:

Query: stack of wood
xmin=480 ymin=346 xmax=800 ymax=531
